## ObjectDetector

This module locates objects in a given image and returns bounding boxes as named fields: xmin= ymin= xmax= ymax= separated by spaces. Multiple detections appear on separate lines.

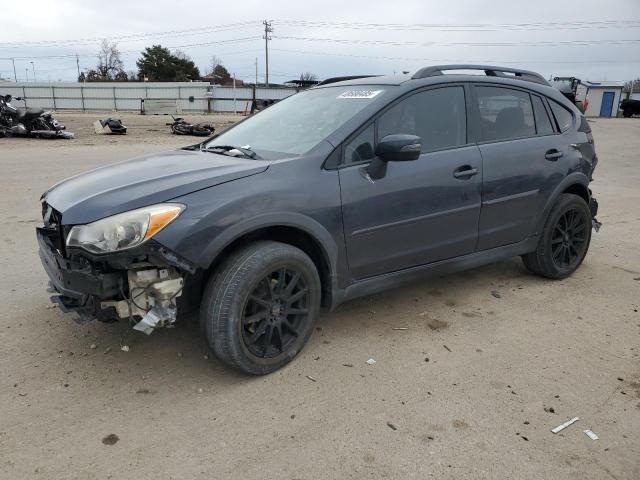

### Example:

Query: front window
xmin=206 ymin=85 xmax=390 ymax=159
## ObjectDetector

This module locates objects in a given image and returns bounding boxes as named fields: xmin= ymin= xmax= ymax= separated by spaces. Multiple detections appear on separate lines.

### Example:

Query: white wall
xmin=583 ymin=87 xmax=623 ymax=117
xmin=0 ymin=82 xmax=298 ymax=112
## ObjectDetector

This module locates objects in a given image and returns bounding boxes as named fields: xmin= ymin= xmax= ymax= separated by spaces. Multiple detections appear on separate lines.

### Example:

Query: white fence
xmin=0 ymin=82 xmax=298 ymax=113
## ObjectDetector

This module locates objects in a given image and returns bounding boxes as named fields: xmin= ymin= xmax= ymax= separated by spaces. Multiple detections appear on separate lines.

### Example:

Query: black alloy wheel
xmin=550 ymin=207 xmax=589 ymax=270
xmin=241 ymin=267 xmax=310 ymax=358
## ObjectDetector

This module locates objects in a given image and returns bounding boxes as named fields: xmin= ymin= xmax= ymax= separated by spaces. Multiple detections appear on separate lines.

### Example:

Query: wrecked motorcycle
xmin=167 ymin=116 xmax=215 ymax=136
xmin=0 ymin=94 xmax=73 ymax=139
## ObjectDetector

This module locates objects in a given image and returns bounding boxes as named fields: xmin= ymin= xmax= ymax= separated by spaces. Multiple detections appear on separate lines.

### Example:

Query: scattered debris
xmin=544 ymin=407 xmax=556 ymax=414
xmin=428 ymin=319 xmax=449 ymax=330
xmin=306 ymin=375 xmax=317 ymax=382
xmin=120 ymin=345 xmax=130 ymax=352
xmin=386 ymin=422 xmax=397 ymax=431
xmin=424 ymin=357 xmax=430 ymax=363
xmin=392 ymin=327 xmax=409 ymax=331
xmin=366 ymin=358 xmax=377 ymax=365
xmin=103 ymin=347 xmax=112 ymax=354
xmin=491 ymin=290 xmax=502 ymax=298
xmin=197 ymin=388 xmax=204 ymax=394
xmin=584 ymin=429 xmax=599 ymax=440
xmin=93 ymin=118 xmax=127 ymax=135
xmin=136 ymin=388 xmax=153 ymax=395
xmin=101 ymin=434 xmax=119 ymax=446
xmin=551 ymin=416 xmax=579 ymax=434
xmin=342 ymin=363 xmax=353 ymax=367
xmin=443 ymin=345 xmax=452 ymax=352
xmin=89 ymin=343 xmax=97 ymax=349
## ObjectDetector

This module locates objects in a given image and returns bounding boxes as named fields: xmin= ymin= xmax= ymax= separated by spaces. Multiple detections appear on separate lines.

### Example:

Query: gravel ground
xmin=0 ymin=116 xmax=639 ymax=479
xmin=0 ymin=111 xmax=241 ymax=150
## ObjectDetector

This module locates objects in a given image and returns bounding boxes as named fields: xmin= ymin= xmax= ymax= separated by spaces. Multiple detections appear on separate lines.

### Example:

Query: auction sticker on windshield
xmin=337 ymin=90 xmax=383 ymax=99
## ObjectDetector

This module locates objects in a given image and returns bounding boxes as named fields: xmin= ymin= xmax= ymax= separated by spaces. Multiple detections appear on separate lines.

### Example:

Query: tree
xmin=624 ymin=78 xmax=640 ymax=93
xmin=77 ymin=71 xmax=86 ymax=82
xmin=206 ymin=57 xmax=231 ymax=84
xmin=96 ymin=39 xmax=125 ymax=80
xmin=299 ymin=72 xmax=318 ymax=82
xmin=136 ymin=45 xmax=200 ymax=82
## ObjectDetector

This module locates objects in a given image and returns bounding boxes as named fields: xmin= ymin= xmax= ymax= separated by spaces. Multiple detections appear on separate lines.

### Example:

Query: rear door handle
xmin=545 ymin=149 xmax=563 ymax=161
xmin=453 ymin=166 xmax=479 ymax=179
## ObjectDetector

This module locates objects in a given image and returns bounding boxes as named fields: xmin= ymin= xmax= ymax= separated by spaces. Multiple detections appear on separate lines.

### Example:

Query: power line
xmin=274 ymin=19 xmax=640 ymax=32
xmin=270 ymin=47 xmax=640 ymax=64
xmin=0 ymin=21 xmax=262 ymax=49
xmin=273 ymin=35 xmax=640 ymax=47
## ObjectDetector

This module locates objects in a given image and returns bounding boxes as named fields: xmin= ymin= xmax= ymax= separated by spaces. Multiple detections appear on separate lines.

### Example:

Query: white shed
xmin=576 ymin=81 xmax=624 ymax=117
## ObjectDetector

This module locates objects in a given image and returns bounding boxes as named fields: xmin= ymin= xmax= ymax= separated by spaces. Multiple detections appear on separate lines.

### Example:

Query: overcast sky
xmin=1 ymin=0 xmax=638 ymax=83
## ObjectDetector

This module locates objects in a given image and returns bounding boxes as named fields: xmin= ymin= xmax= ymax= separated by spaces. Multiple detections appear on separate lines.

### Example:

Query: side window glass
xmin=377 ymin=86 xmax=466 ymax=152
xmin=476 ymin=86 xmax=536 ymax=142
xmin=344 ymin=124 xmax=375 ymax=164
xmin=549 ymin=101 xmax=574 ymax=132
xmin=532 ymin=95 xmax=554 ymax=135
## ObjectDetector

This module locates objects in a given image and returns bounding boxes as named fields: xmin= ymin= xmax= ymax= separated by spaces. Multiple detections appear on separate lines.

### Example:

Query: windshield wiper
xmin=203 ymin=144 xmax=261 ymax=159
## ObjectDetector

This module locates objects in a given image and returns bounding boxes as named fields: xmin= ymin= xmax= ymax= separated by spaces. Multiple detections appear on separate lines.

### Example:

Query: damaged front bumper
xmin=37 ymin=226 xmax=193 ymax=333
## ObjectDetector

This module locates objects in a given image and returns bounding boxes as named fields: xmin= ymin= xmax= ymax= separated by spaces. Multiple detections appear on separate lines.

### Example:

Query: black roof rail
xmin=316 ymin=75 xmax=381 ymax=86
xmin=411 ymin=65 xmax=549 ymax=86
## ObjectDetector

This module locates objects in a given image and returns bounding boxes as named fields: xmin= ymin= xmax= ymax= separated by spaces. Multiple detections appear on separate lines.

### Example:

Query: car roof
xmin=314 ymin=68 xmax=573 ymax=110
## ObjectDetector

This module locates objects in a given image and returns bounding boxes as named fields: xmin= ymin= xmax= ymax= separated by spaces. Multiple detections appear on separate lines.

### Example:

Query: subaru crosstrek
xmin=37 ymin=65 xmax=600 ymax=374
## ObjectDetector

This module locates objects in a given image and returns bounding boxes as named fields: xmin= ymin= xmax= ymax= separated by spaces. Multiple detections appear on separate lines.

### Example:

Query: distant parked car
xmin=620 ymin=99 xmax=640 ymax=117
xmin=37 ymin=64 xmax=600 ymax=375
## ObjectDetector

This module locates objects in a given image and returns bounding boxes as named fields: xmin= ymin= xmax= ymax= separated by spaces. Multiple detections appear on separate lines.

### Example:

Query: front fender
xmin=196 ymin=211 xmax=339 ymax=274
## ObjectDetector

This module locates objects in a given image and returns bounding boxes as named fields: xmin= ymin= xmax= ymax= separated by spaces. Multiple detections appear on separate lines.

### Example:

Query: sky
xmin=0 ymin=0 xmax=639 ymax=84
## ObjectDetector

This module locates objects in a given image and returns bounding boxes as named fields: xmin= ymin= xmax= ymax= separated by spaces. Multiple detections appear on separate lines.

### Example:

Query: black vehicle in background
xmin=36 ymin=65 xmax=600 ymax=374
xmin=620 ymin=98 xmax=640 ymax=117
xmin=0 ymin=94 xmax=73 ymax=139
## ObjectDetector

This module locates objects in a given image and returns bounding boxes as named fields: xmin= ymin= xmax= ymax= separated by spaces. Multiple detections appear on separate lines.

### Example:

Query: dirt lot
xmin=0 ymin=111 xmax=241 ymax=150
xmin=0 ymin=115 xmax=639 ymax=479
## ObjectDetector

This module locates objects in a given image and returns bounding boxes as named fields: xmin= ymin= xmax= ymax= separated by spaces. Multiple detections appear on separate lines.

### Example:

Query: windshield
xmin=205 ymin=85 xmax=389 ymax=158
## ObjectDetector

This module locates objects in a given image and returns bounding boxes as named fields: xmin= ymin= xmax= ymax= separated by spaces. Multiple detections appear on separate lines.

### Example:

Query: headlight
xmin=66 ymin=203 xmax=184 ymax=254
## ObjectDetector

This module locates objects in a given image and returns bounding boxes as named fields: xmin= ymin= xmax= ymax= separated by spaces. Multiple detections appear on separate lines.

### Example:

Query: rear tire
xmin=200 ymin=241 xmax=321 ymax=375
xmin=522 ymin=194 xmax=592 ymax=279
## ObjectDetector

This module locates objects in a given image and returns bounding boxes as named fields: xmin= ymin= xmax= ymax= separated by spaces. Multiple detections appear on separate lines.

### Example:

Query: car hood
xmin=42 ymin=149 xmax=269 ymax=224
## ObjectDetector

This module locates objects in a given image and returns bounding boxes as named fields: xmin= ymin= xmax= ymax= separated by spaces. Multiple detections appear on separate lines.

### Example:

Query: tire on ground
xmin=200 ymin=240 xmax=321 ymax=375
xmin=522 ymin=193 xmax=592 ymax=279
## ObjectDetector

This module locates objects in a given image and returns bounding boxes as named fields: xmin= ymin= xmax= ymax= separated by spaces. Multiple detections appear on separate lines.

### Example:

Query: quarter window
xmin=549 ymin=101 xmax=574 ymax=132
xmin=344 ymin=124 xmax=375 ymax=164
xmin=476 ymin=86 xmax=535 ymax=142
xmin=377 ymin=86 xmax=467 ymax=152
xmin=531 ymin=95 xmax=554 ymax=135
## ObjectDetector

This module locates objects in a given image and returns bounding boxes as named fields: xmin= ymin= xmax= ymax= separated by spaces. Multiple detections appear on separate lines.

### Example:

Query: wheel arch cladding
xmin=201 ymin=218 xmax=338 ymax=308
xmin=534 ymin=173 xmax=591 ymax=235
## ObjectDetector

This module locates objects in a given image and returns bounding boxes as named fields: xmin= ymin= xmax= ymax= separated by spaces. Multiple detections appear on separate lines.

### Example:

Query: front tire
xmin=200 ymin=241 xmax=321 ymax=375
xmin=522 ymin=194 xmax=592 ymax=279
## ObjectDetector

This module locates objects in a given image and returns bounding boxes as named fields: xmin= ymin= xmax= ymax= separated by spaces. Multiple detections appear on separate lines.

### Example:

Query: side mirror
xmin=366 ymin=134 xmax=422 ymax=180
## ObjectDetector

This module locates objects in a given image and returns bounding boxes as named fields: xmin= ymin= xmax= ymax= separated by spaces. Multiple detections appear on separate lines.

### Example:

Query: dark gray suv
xmin=37 ymin=65 xmax=599 ymax=374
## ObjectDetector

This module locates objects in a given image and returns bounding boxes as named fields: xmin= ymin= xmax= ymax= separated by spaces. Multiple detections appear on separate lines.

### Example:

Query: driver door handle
xmin=453 ymin=166 xmax=479 ymax=179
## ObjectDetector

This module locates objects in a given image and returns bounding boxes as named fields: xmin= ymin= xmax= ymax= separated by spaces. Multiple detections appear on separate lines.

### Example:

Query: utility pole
xmin=10 ymin=58 xmax=17 ymax=82
xmin=76 ymin=54 xmax=81 ymax=80
xmin=25 ymin=68 xmax=29 ymax=82
xmin=262 ymin=20 xmax=273 ymax=86
xmin=255 ymin=57 xmax=258 ymax=85
xmin=30 ymin=61 xmax=35 ymax=82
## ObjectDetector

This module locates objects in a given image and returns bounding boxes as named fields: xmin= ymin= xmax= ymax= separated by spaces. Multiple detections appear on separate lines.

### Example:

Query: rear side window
xmin=377 ymin=86 xmax=467 ymax=152
xmin=531 ymin=95 xmax=554 ymax=135
xmin=549 ymin=101 xmax=574 ymax=132
xmin=476 ymin=86 xmax=535 ymax=142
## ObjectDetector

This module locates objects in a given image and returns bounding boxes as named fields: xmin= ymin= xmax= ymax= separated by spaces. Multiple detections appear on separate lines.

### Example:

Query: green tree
xmin=136 ymin=45 xmax=200 ymax=82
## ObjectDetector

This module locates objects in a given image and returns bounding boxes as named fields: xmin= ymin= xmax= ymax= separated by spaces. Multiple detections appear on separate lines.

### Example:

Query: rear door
xmin=339 ymin=85 xmax=483 ymax=280
xmin=473 ymin=85 xmax=574 ymax=250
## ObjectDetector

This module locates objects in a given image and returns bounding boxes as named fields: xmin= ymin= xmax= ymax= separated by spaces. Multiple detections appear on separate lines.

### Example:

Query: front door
xmin=339 ymin=85 xmax=483 ymax=280
xmin=600 ymin=91 xmax=615 ymax=117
